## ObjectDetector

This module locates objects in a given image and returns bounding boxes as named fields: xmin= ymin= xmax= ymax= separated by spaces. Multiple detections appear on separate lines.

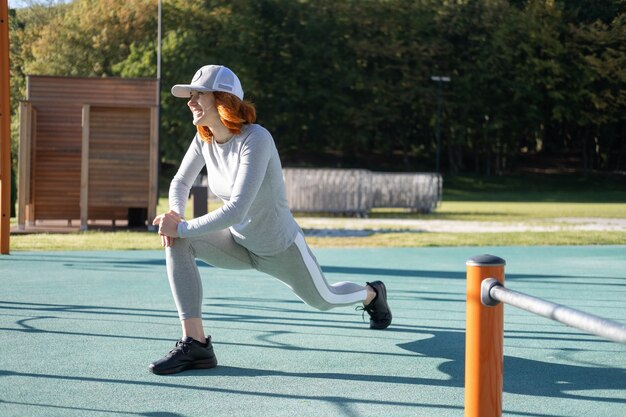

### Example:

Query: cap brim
xmin=171 ymin=84 xmax=212 ymax=98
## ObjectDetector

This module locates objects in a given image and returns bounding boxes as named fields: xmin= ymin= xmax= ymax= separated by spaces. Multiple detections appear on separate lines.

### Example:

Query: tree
xmin=568 ymin=12 xmax=626 ymax=171
xmin=8 ymin=0 xmax=626 ymax=175
xmin=25 ymin=0 xmax=157 ymax=76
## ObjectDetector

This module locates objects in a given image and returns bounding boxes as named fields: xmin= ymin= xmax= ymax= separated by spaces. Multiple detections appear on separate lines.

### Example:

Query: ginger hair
xmin=196 ymin=92 xmax=256 ymax=143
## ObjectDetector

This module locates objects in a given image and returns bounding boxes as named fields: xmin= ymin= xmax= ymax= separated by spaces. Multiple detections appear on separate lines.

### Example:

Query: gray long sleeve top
xmin=170 ymin=124 xmax=299 ymax=256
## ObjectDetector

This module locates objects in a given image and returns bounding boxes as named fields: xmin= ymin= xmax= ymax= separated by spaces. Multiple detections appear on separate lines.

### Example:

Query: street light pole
xmin=157 ymin=0 xmax=161 ymax=83
xmin=151 ymin=0 xmax=162 ymax=231
xmin=0 ymin=0 xmax=11 ymax=254
xmin=430 ymin=76 xmax=450 ymax=175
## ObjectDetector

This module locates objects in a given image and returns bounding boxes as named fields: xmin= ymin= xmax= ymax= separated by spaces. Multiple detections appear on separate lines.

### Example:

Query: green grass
xmin=370 ymin=201 xmax=626 ymax=222
xmin=442 ymin=173 xmax=626 ymax=202
xmin=10 ymin=231 xmax=162 ymax=251
xmin=304 ymin=231 xmax=626 ymax=248
xmin=9 ymin=228 xmax=625 ymax=251
xmin=7 ymin=174 xmax=626 ymax=251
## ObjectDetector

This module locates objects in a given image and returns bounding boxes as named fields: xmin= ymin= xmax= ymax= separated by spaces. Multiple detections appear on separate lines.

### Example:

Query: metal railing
xmin=481 ymin=277 xmax=626 ymax=344
xmin=370 ymin=172 xmax=441 ymax=212
xmin=190 ymin=169 xmax=443 ymax=218
xmin=283 ymin=168 xmax=442 ymax=215
xmin=464 ymin=254 xmax=626 ymax=417
xmin=283 ymin=168 xmax=373 ymax=216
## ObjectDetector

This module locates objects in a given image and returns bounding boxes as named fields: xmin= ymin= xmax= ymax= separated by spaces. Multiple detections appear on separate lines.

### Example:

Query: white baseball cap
xmin=171 ymin=65 xmax=244 ymax=100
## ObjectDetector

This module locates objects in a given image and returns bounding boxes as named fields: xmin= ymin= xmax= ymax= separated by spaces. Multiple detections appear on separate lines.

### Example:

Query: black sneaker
xmin=358 ymin=281 xmax=392 ymax=329
xmin=148 ymin=336 xmax=218 ymax=375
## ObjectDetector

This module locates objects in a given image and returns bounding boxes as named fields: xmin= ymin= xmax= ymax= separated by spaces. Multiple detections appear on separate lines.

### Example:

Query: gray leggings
xmin=165 ymin=230 xmax=368 ymax=320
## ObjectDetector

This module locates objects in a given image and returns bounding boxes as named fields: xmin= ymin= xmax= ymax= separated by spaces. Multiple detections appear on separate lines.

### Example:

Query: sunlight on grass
xmin=369 ymin=202 xmax=626 ymax=221
xmin=9 ymin=229 xmax=626 ymax=251
xmin=10 ymin=231 xmax=162 ymax=251
xmin=8 ymin=195 xmax=626 ymax=252
xmin=306 ymin=231 xmax=626 ymax=248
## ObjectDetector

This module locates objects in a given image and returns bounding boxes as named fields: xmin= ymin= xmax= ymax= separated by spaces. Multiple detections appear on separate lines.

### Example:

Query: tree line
xmin=9 ymin=0 xmax=626 ymax=175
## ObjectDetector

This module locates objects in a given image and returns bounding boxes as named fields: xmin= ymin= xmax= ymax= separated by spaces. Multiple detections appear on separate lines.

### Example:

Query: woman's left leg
xmin=253 ymin=232 xmax=371 ymax=311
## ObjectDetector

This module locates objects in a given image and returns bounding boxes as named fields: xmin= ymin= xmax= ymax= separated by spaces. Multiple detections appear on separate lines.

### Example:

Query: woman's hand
xmin=152 ymin=211 xmax=183 ymax=247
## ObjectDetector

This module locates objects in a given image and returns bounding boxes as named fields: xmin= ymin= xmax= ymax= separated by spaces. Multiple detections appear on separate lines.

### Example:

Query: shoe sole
xmin=149 ymin=356 xmax=218 ymax=375
xmin=369 ymin=281 xmax=392 ymax=330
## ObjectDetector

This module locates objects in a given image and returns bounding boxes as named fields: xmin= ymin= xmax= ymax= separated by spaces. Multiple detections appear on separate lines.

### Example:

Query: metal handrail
xmin=481 ymin=278 xmax=626 ymax=345
xmin=464 ymin=254 xmax=625 ymax=417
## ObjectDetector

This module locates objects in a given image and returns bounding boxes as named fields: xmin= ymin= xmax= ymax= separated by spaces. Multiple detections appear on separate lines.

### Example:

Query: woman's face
xmin=188 ymin=91 xmax=217 ymax=126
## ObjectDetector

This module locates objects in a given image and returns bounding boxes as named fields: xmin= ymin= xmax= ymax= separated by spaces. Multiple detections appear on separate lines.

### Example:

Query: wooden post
xmin=465 ymin=255 xmax=505 ymax=417
xmin=0 ymin=0 xmax=11 ymax=254
xmin=18 ymin=102 xmax=32 ymax=230
xmin=148 ymin=106 xmax=159 ymax=230
xmin=80 ymin=104 xmax=90 ymax=231
xmin=27 ymin=106 xmax=36 ymax=226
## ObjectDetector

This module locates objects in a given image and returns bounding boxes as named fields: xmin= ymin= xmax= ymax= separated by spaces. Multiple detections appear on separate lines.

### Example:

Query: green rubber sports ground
xmin=1 ymin=246 xmax=625 ymax=417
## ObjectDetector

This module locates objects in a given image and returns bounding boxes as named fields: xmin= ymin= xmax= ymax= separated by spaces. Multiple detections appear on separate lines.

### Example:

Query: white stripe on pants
xmin=165 ymin=230 xmax=367 ymax=319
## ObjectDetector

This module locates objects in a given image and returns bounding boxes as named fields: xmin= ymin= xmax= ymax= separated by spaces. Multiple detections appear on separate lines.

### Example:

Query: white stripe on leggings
xmin=293 ymin=232 xmax=367 ymax=305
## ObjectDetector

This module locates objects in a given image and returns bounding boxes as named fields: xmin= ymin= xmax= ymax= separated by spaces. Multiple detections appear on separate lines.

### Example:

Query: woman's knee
xmin=165 ymin=237 xmax=195 ymax=261
xmin=173 ymin=237 xmax=193 ymax=251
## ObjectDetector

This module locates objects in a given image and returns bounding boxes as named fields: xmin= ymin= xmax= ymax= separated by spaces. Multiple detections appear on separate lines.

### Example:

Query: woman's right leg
xmin=165 ymin=229 xmax=254 ymax=324
xmin=150 ymin=229 xmax=253 ymax=375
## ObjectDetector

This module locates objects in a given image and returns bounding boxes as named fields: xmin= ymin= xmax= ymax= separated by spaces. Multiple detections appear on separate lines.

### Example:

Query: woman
xmin=149 ymin=65 xmax=391 ymax=375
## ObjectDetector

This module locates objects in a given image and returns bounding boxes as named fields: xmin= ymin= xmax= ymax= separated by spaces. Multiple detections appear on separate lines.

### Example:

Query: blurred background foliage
xmin=8 ymin=0 xmax=626 ymax=176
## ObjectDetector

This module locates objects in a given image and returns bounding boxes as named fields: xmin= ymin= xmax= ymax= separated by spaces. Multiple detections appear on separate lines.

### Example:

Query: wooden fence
xmin=191 ymin=169 xmax=442 ymax=218
xmin=282 ymin=168 xmax=373 ymax=216
xmin=283 ymin=168 xmax=442 ymax=216
xmin=370 ymin=172 xmax=442 ymax=213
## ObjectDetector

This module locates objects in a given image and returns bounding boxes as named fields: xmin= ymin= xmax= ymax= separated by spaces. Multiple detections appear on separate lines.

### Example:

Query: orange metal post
xmin=0 ymin=0 xmax=11 ymax=254
xmin=465 ymin=255 xmax=505 ymax=417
